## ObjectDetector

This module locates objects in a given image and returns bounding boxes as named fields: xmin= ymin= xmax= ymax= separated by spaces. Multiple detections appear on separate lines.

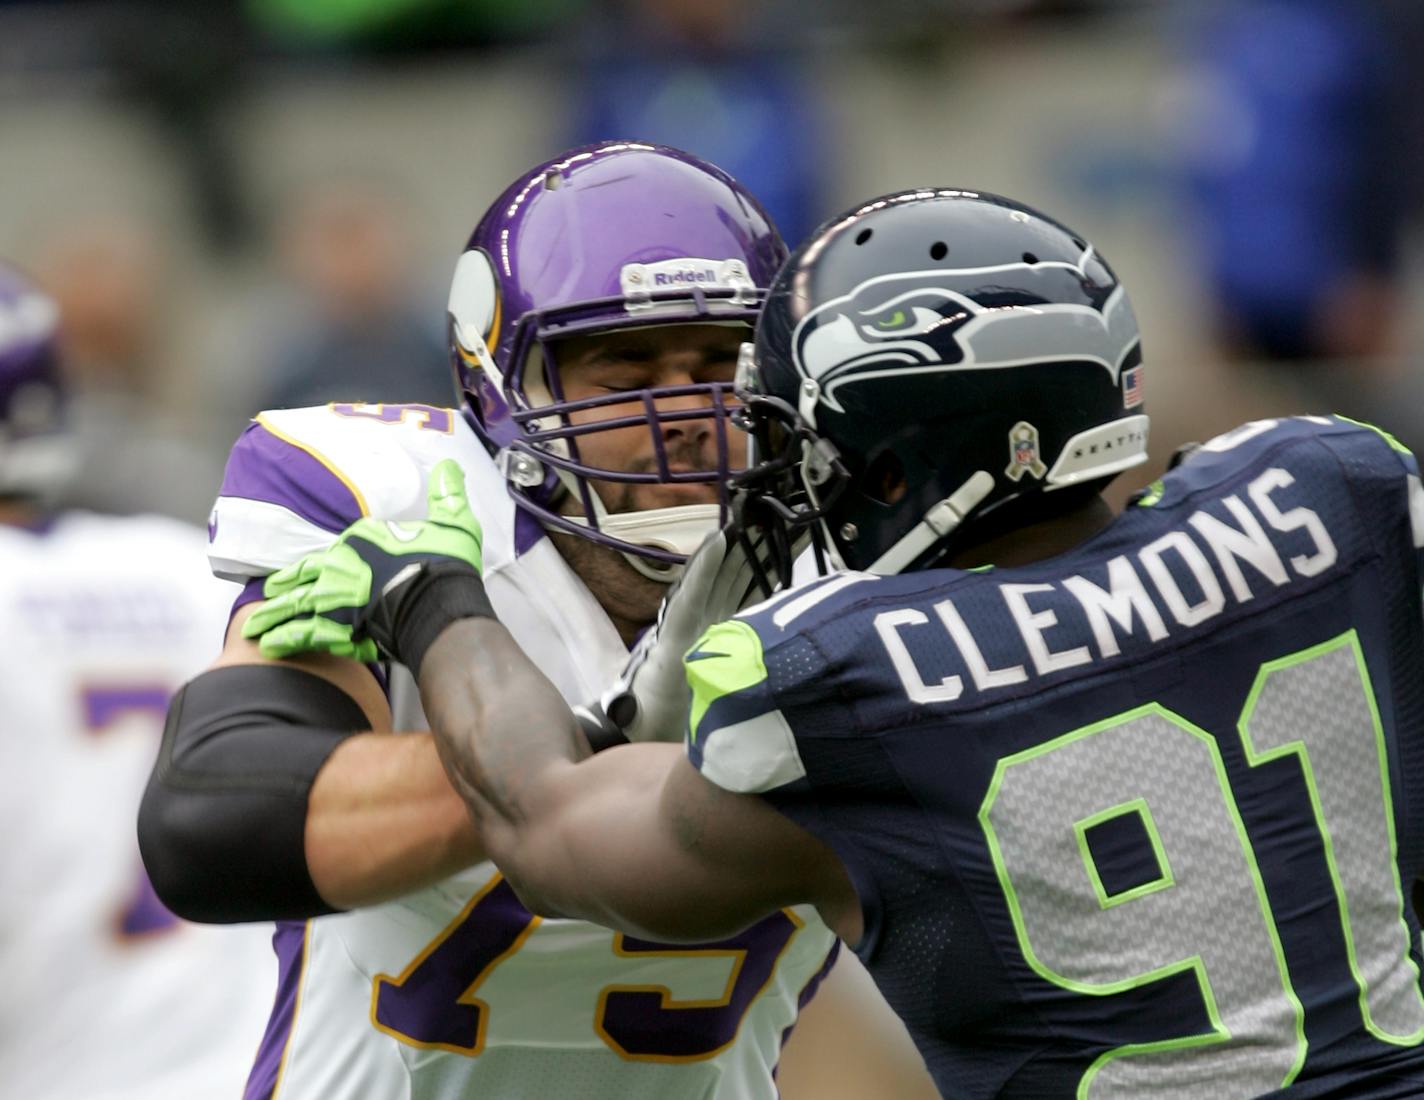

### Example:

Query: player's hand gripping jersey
xmin=688 ymin=417 xmax=1424 ymax=1099
xmin=209 ymin=402 xmax=838 ymax=1100
xmin=0 ymin=512 xmax=272 ymax=1100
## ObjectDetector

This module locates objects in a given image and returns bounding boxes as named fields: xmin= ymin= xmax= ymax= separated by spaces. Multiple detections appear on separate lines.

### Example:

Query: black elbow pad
xmin=138 ymin=664 xmax=371 ymax=923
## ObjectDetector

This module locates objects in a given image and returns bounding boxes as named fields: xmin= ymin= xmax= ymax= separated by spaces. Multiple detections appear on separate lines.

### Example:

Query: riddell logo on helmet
xmin=653 ymin=266 xmax=719 ymax=286
xmin=620 ymin=258 xmax=754 ymax=311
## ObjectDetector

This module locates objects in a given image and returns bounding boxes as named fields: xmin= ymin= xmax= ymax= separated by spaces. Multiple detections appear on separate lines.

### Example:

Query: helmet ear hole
xmin=861 ymin=449 xmax=908 ymax=506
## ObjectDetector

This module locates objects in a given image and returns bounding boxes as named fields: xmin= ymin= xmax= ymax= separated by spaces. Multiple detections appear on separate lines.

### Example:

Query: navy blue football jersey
xmin=685 ymin=416 xmax=1424 ymax=1098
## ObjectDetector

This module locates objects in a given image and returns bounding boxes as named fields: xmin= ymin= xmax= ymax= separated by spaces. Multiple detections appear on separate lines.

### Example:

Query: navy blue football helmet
xmin=733 ymin=189 xmax=1148 ymax=583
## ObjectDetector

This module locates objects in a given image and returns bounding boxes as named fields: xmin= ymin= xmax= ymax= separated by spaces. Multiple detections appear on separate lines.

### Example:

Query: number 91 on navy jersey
xmin=687 ymin=416 xmax=1424 ymax=1099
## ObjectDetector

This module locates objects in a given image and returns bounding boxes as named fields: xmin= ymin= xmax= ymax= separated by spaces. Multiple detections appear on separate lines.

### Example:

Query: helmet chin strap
xmin=551 ymin=469 xmax=720 ymax=583
xmin=565 ymin=503 xmax=722 ymax=582
xmin=866 ymin=470 xmax=996 ymax=575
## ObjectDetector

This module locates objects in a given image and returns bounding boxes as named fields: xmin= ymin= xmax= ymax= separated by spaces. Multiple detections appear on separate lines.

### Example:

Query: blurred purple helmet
xmin=0 ymin=262 xmax=73 ymax=498
xmin=446 ymin=141 xmax=785 ymax=574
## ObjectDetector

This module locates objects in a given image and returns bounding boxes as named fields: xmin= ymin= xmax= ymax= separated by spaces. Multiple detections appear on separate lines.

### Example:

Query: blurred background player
xmin=1168 ymin=0 xmax=1424 ymax=453
xmin=11 ymin=1 xmax=1424 ymax=513
xmin=140 ymin=143 xmax=936 ymax=1099
xmin=567 ymin=0 xmax=827 ymax=247
xmin=251 ymin=174 xmax=450 ymax=412
xmin=253 ymin=190 xmax=1424 ymax=1098
xmin=0 ymin=260 xmax=272 ymax=1099
xmin=28 ymin=215 xmax=227 ymax=523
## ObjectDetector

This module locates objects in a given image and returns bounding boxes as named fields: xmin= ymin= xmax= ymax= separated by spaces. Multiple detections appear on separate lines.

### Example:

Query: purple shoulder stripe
xmin=242 ymin=920 xmax=306 ymax=1100
xmin=231 ymin=576 xmax=267 ymax=619
xmin=221 ymin=420 xmax=363 ymax=534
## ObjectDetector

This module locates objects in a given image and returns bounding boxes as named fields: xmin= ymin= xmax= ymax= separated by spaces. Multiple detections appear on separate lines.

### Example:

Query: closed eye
xmin=578 ymin=365 xmax=657 ymax=393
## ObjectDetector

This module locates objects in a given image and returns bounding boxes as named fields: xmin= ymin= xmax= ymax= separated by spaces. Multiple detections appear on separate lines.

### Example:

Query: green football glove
xmin=243 ymin=459 xmax=492 ymax=672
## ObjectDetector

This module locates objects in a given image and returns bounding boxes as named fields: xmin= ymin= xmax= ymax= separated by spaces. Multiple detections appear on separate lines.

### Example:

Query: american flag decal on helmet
xmin=1122 ymin=365 xmax=1144 ymax=408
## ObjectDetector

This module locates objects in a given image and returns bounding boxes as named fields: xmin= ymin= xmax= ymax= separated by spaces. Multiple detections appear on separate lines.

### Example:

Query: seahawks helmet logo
xmin=791 ymin=262 xmax=1140 ymax=413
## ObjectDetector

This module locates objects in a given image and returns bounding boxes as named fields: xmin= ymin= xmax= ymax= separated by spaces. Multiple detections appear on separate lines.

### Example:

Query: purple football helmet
xmin=446 ymin=141 xmax=785 ymax=573
xmin=0 ymin=262 xmax=73 ymax=498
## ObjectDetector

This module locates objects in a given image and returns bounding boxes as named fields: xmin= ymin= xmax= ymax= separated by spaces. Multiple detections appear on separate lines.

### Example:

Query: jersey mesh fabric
xmin=705 ymin=418 xmax=1424 ymax=1098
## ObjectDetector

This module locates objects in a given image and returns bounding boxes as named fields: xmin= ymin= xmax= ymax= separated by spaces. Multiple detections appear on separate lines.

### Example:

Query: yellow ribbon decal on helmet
xmin=1005 ymin=420 xmax=1049 ymax=482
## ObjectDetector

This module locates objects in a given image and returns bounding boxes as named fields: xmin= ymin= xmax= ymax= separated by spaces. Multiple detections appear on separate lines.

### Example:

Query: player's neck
xmin=547 ymin=527 xmax=667 ymax=648
xmin=947 ymin=495 xmax=1115 ymax=570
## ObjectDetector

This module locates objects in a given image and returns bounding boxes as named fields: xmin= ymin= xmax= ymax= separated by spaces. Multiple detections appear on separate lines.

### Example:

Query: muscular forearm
xmin=305 ymin=731 xmax=484 ymax=908
xmin=416 ymin=619 xmax=589 ymax=887
xmin=411 ymin=620 xmax=858 ymax=944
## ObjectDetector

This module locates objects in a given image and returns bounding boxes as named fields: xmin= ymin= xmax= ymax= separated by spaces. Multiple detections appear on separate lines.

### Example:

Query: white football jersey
xmin=208 ymin=403 xmax=840 ymax=1100
xmin=0 ymin=511 xmax=275 ymax=1100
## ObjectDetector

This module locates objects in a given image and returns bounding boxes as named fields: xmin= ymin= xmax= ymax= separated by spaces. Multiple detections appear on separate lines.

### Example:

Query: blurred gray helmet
xmin=0 ymin=262 xmax=74 ymax=499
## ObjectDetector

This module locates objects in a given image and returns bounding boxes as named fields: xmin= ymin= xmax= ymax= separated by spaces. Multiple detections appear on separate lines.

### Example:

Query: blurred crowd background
xmin=4 ymin=0 xmax=1424 ymax=522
